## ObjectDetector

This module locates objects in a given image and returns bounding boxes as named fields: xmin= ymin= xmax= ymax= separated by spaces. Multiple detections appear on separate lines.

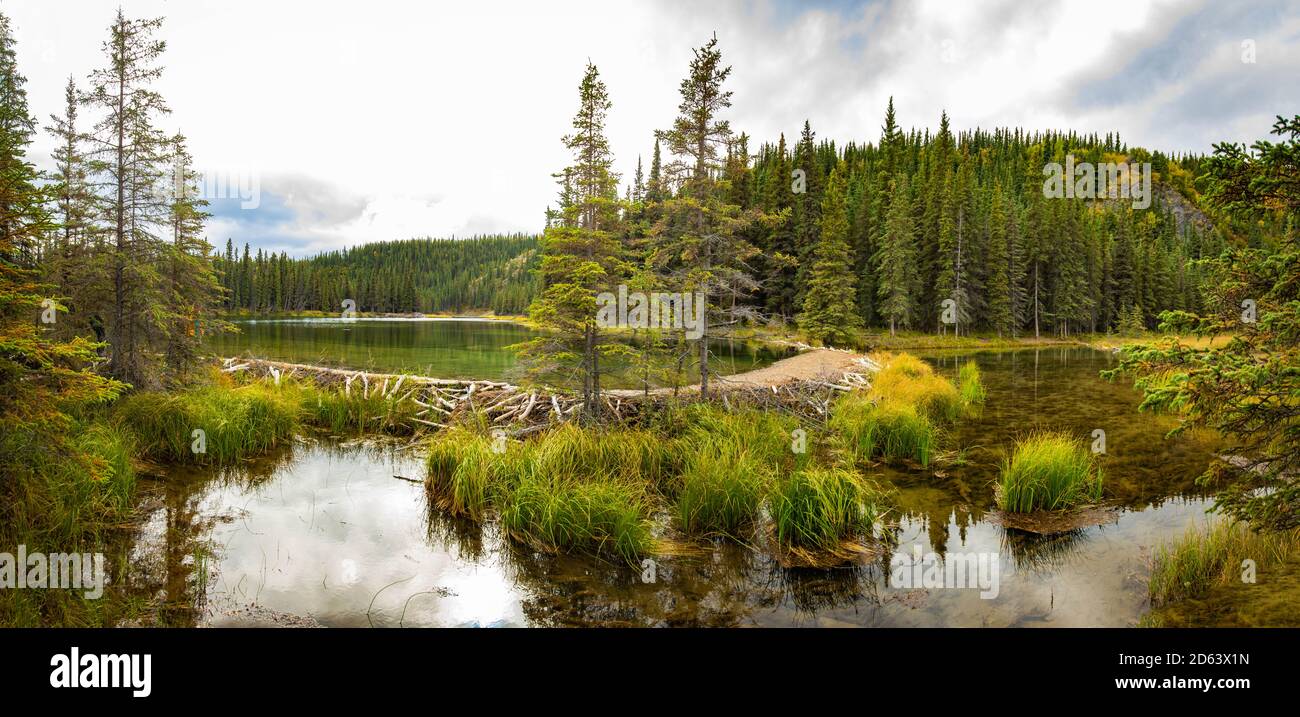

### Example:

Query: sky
xmin=7 ymin=0 xmax=1299 ymax=256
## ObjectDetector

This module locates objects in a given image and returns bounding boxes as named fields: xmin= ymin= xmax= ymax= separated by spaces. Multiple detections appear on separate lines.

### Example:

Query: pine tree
xmin=84 ymin=10 xmax=173 ymax=387
xmin=918 ymin=111 xmax=954 ymax=331
xmin=0 ymin=7 xmax=122 ymax=472
xmin=936 ymin=150 xmax=973 ymax=334
xmin=44 ymin=76 xmax=105 ymax=338
xmin=791 ymin=120 xmax=823 ymax=301
xmin=798 ymin=162 xmax=859 ymax=344
xmin=650 ymin=35 xmax=758 ymax=397
xmin=760 ymin=133 xmax=796 ymax=320
xmin=876 ymin=175 xmax=916 ymax=335
xmin=0 ymin=12 xmax=44 ymax=266
xmin=1021 ymin=144 xmax=1046 ymax=338
xmin=646 ymin=138 xmax=664 ymax=203
xmin=516 ymin=62 xmax=627 ymax=419
xmin=162 ymin=133 xmax=227 ymax=379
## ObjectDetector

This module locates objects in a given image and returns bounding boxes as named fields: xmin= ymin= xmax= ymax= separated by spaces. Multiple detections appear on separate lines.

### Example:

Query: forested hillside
xmin=221 ymin=120 xmax=1225 ymax=335
xmin=214 ymin=234 xmax=541 ymax=315
xmin=732 ymin=113 xmax=1225 ymax=337
xmin=221 ymin=112 xmax=1228 ymax=336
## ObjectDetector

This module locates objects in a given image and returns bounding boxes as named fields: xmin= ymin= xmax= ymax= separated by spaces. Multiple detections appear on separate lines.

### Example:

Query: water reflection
xmin=115 ymin=347 xmax=1246 ymax=627
xmin=204 ymin=317 xmax=788 ymax=388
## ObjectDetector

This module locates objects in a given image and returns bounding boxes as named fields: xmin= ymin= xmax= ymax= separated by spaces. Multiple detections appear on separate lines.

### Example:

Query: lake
xmin=204 ymin=317 xmax=788 ymax=387
xmin=109 ymin=345 xmax=1291 ymax=627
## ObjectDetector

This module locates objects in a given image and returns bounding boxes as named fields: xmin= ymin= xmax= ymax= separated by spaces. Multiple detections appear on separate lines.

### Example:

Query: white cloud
xmin=6 ymin=0 xmax=1297 ymax=254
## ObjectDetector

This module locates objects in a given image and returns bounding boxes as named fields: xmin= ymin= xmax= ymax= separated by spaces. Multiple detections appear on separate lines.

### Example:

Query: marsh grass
xmin=769 ymin=467 xmax=877 ymax=550
xmin=425 ymin=427 xmax=506 ymax=518
xmin=828 ymin=353 xmax=973 ymax=468
xmin=424 ymin=403 xmax=837 ymax=553
xmin=0 ymin=419 xmax=142 ymax=627
xmin=869 ymin=355 xmax=963 ymax=423
xmin=668 ymin=405 xmax=805 ymax=535
xmin=1149 ymin=521 xmax=1300 ymax=607
xmin=499 ymin=472 xmax=654 ymax=562
xmin=298 ymin=382 xmax=423 ymax=434
xmin=425 ymin=423 xmax=666 ymax=557
xmin=675 ymin=448 xmax=769 ymax=536
xmin=830 ymin=394 xmax=938 ymax=466
xmin=115 ymin=382 xmax=298 ymax=464
xmin=958 ymin=360 xmax=986 ymax=406
xmin=997 ymin=432 xmax=1103 ymax=512
xmin=112 ymin=370 xmax=425 ymax=466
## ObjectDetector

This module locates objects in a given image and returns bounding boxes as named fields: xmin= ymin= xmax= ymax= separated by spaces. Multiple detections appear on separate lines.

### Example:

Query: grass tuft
xmin=997 ymin=431 xmax=1103 ymax=512
xmin=869 ymin=353 xmax=963 ymax=423
xmin=1149 ymin=521 xmax=1300 ymax=607
xmin=769 ymin=467 xmax=876 ymax=550
xmin=831 ymin=393 xmax=938 ymax=466
xmin=675 ymin=448 xmax=769 ymax=536
xmin=499 ymin=472 xmax=653 ymax=562
xmin=114 ymin=382 xmax=298 ymax=464
xmin=958 ymin=360 xmax=987 ymax=406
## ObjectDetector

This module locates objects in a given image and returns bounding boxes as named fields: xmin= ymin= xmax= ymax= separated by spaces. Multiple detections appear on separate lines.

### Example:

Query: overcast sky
xmin=7 ymin=0 xmax=1298 ymax=256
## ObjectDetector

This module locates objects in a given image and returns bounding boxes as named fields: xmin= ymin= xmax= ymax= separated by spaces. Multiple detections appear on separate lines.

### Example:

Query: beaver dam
xmin=218 ymin=347 xmax=881 ymax=431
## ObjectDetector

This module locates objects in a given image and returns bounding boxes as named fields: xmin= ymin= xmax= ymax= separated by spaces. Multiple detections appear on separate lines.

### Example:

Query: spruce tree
xmin=0 ymin=8 xmax=122 ymax=473
xmin=84 ymin=10 xmax=173 ymax=387
xmin=876 ymin=175 xmax=916 ymax=335
xmin=650 ymin=35 xmax=758 ymax=398
xmin=516 ymin=62 xmax=627 ymax=419
xmin=798 ymin=162 xmax=859 ymax=345
xmin=163 ymin=133 xmax=227 ymax=380
xmin=45 ymin=76 xmax=106 ymax=339
xmin=760 ymin=133 xmax=796 ymax=320
xmin=0 ymin=12 xmax=44 ymax=266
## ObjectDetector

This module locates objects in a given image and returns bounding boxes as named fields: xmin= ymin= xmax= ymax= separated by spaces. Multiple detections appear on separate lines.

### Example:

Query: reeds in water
xmin=997 ymin=431 xmax=1103 ymax=512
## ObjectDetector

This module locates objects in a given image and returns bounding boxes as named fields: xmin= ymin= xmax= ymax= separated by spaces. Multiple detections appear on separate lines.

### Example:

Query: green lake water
xmin=203 ymin=317 xmax=786 ymax=386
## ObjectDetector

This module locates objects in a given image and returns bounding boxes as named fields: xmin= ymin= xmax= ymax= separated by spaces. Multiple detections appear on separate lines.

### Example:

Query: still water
xmin=118 ymin=347 xmax=1283 ymax=627
xmin=204 ymin=317 xmax=785 ymax=386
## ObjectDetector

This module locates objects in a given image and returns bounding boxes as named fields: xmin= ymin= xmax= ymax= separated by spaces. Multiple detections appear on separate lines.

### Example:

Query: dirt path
xmin=715 ymin=348 xmax=875 ymax=387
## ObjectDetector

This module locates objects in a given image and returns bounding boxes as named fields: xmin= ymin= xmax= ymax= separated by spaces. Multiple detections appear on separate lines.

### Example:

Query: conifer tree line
xmin=211 ymin=234 xmax=541 ymax=316
xmin=522 ymin=34 xmax=1230 ymax=414
xmin=3 ymin=10 xmax=223 ymax=389
xmin=737 ymin=109 xmax=1224 ymax=340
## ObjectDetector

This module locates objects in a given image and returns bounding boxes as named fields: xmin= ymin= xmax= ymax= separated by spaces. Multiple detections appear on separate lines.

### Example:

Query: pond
xmin=109 ymin=346 xmax=1291 ymax=627
xmin=203 ymin=317 xmax=787 ymax=387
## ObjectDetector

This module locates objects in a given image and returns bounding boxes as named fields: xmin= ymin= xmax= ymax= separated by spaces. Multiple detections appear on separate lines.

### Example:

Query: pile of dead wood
xmin=219 ymin=355 xmax=881 ymax=433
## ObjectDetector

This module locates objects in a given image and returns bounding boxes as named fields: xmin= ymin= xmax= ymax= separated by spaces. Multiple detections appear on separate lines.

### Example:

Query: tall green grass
xmin=997 ymin=432 xmax=1103 ymax=512
xmin=422 ymin=399 xmax=897 ymax=558
xmin=425 ymin=424 xmax=667 ymax=558
xmin=829 ymin=353 xmax=976 ymax=467
xmin=869 ymin=353 xmax=963 ymax=422
xmin=528 ymin=423 xmax=672 ymax=483
xmin=770 ymin=467 xmax=877 ymax=550
xmin=499 ymin=472 xmax=653 ymax=562
xmin=0 ymin=419 xmax=141 ymax=626
xmin=830 ymin=394 xmax=938 ymax=466
xmin=298 ymin=382 xmax=421 ymax=434
xmin=675 ymin=448 xmax=769 ymax=536
xmin=425 ymin=427 xmax=511 ymax=518
xmin=1149 ymin=521 xmax=1300 ymax=607
xmin=958 ymin=360 xmax=986 ymax=406
xmin=114 ymin=382 xmax=298 ymax=464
